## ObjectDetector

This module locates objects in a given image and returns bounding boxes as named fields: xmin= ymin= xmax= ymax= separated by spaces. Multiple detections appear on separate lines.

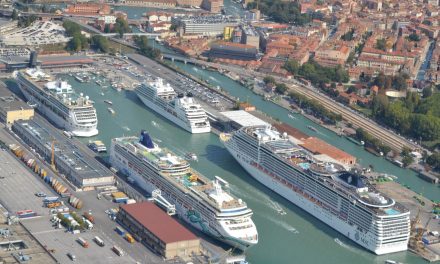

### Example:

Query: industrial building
xmin=172 ymin=15 xmax=238 ymax=36
xmin=0 ymin=83 xmax=34 ymax=126
xmin=12 ymin=118 xmax=115 ymax=190
xmin=209 ymin=42 xmax=258 ymax=61
xmin=0 ymin=54 xmax=94 ymax=72
xmin=117 ymin=202 xmax=200 ymax=260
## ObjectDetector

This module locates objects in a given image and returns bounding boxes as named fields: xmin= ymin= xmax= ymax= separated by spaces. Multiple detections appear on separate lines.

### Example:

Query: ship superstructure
xmin=110 ymin=130 xmax=257 ymax=249
xmin=135 ymin=78 xmax=210 ymax=133
xmin=220 ymin=126 xmax=410 ymax=255
xmin=15 ymin=69 xmax=98 ymax=137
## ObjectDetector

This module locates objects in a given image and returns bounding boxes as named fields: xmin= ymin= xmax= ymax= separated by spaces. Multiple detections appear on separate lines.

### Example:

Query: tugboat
xmin=185 ymin=152 xmax=198 ymax=161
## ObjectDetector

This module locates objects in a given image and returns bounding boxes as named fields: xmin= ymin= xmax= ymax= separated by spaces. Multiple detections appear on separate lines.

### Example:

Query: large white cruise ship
xmin=221 ymin=126 xmax=410 ymax=255
xmin=135 ymin=78 xmax=211 ymax=134
xmin=14 ymin=69 xmax=98 ymax=137
xmin=110 ymin=130 xmax=257 ymax=250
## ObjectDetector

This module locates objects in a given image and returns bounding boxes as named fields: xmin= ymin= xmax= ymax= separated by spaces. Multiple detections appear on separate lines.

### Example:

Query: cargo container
xmin=94 ymin=236 xmax=105 ymax=247
xmin=44 ymin=197 xmax=59 ymax=203
xmin=111 ymin=192 xmax=128 ymax=199
xmin=114 ymin=197 xmax=129 ymax=203
xmin=16 ymin=210 xmax=37 ymax=218
xmin=125 ymin=199 xmax=136 ymax=204
xmin=46 ymin=202 xmax=62 ymax=208
xmin=77 ymin=237 xmax=89 ymax=248
xmin=61 ymin=192 xmax=71 ymax=198
xmin=83 ymin=212 xmax=95 ymax=223
xmin=76 ymin=200 xmax=83 ymax=209
xmin=115 ymin=226 xmax=125 ymax=236
xmin=44 ymin=176 xmax=52 ymax=183
xmin=112 ymin=245 xmax=124 ymax=256
xmin=125 ymin=233 xmax=135 ymax=243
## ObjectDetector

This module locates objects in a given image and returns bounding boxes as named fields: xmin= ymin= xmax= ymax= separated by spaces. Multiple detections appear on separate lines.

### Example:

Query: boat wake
xmin=264 ymin=215 xmax=299 ymax=234
xmin=268 ymin=200 xmax=287 ymax=215
xmin=122 ymin=126 xmax=131 ymax=132
xmin=192 ymin=67 xmax=199 ymax=72
xmin=334 ymin=238 xmax=357 ymax=253
xmin=209 ymin=76 xmax=218 ymax=82
xmin=151 ymin=120 xmax=160 ymax=128
xmin=229 ymin=185 xmax=287 ymax=215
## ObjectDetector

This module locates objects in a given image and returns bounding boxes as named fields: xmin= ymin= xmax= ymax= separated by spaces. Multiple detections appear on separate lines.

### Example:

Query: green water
xmin=65 ymin=68 xmax=432 ymax=264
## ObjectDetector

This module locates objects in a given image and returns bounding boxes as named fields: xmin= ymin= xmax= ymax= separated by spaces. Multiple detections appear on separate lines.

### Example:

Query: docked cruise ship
xmin=135 ymin=78 xmax=210 ymax=133
xmin=220 ymin=126 xmax=410 ymax=255
xmin=14 ymin=69 xmax=98 ymax=137
xmin=110 ymin=130 xmax=258 ymax=250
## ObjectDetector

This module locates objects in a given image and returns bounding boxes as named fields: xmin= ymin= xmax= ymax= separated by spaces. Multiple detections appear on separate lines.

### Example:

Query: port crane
xmin=51 ymin=139 xmax=57 ymax=170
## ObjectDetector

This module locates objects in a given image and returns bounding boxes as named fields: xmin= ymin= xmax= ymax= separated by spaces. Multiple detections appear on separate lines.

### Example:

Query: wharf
xmin=0 ymin=207 xmax=57 ymax=264
xmin=375 ymin=182 xmax=440 ymax=261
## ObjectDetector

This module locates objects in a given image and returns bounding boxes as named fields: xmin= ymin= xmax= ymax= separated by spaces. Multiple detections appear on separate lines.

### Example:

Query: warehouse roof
xmin=300 ymin=137 xmax=356 ymax=165
xmin=220 ymin=110 xmax=269 ymax=128
xmin=0 ymin=83 xmax=32 ymax=113
xmin=121 ymin=202 xmax=197 ymax=244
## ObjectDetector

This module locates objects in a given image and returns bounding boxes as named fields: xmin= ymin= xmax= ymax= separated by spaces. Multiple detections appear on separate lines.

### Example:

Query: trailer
xmin=77 ymin=237 xmax=89 ymax=248
xmin=112 ymin=245 xmax=124 ymax=256
xmin=94 ymin=236 xmax=105 ymax=247
xmin=115 ymin=226 xmax=125 ymax=236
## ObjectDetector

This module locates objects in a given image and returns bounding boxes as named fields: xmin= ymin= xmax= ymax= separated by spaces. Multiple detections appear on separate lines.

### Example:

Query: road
xmin=161 ymin=55 xmax=420 ymax=152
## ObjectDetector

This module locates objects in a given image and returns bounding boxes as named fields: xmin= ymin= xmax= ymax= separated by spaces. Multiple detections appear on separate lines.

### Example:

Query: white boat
xmin=104 ymin=100 xmax=113 ymax=105
xmin=88 ymin=140 xmax=107 ymax=153
xmin=185 ymin=152 xmax=198 ymax=161
xmin=15 ymin=69 xmax=98 ymax=137
xmin=110 ymin=131 xmax=258 ymax=250
xmin=107 ymin=107 xmax=115 ymax=114
xmin=135 ymin=78 xmax=211 ymax=134
xmin=220 ymin=126 xmax=410 ymax=255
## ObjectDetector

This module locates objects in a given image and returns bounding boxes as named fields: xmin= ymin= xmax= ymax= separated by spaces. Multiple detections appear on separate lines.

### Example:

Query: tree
xmin=427 ymin=153 xmax=440 ymax=171
xmin=371 ymin=94 xmax=389 ymax=117
xmin=346 ymin=51 xmax=355 ymax=64
xmin=263 ymin=76 xmax=275 ymax=85
xmin=275 ymin=83 xmax=288 ymax=94
xmin=392 ymin=74 xmax=408 ymax=90
xmin=133 ymin=36 xmax=161 ymax=59
xmin=408 ymin=33 xmax=420 ymax=42
xmin=376 ymin=38 xmax=387 ymax=51
xmin=402 ymin=155 xmax=414 ymax=167
xmin=284 ymin=60 xmax=300 ymax=75
xmin=11 ymin=9 xmax=18 ymax=20
xmin=346 ymin=86 xmax=356 ymax=94
xmin=422 ymin=86 xmax=433 ymax=98
xmin=91 ymin=35 xmax=109 ymax=53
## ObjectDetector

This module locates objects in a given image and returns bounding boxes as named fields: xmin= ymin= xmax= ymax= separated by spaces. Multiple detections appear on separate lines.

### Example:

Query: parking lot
xmin=0 ymin=128 xmax=167 ymax=264
xmin=0 ymin=21 xmax=70 ymax=46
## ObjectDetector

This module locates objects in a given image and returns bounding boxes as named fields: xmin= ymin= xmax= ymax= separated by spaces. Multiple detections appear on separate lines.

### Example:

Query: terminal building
xmin=0 ymin=84 xmax=34 ymax=126
xmin=117 ymin=202 xmax=200 ymax=260
xmin=12 ymin=118 xmax=115 ymax=190
xmin=209 ymin=42 xmax=258 ymax=61
xmin=172 ymin=15 xmax=238 ymax=36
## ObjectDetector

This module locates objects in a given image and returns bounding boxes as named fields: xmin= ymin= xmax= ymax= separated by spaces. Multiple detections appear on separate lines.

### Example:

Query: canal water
xmin=65 ymin=65 xmax=431 ymax=264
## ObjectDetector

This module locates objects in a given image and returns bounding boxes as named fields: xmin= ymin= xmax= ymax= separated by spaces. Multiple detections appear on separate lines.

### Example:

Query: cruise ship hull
xmin=110 ymin=153 xmax=254 ymax=250
xmin=224 ymin=146 xmax=408 ymax=255
xmin=18 ymin=84 xmax=98 ymax=137
xmin=136 ymin=94 xmax=210 ymax=134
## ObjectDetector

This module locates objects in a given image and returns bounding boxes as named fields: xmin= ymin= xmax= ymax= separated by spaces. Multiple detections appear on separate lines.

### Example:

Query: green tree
xmin=408 ymin=33 xmax=420 ymax=42
xmin=275 ymin=83 xmax=288 ymax=94
xmin=371 ymin=94 xmax=389 ymax=117
xmin=422 ymin=86 xmax=433 ymax=98
xmin=376 ymin=38 xmax=387 ymax=51
xmin=427 ymin=153 xmax=440 ymax=171
xmin=263 ymin=76 xmax=276 ymax=85
xmin=284 ymin=59 xmax=300 ymax=75
xmin=91 ymin=35 xmax=109 ymax=53
xmin=411 ymin=114 xmax=440 ymax=141
xmin=11 ymin=9 xmax=18 ymax=20
xmin=402 ymin=155 xmax=414 ymax=167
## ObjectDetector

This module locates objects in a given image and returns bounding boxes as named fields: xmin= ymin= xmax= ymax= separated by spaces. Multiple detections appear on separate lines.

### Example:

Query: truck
xmin=94 ymin=236 xmax=105 ymax=247
xmin=112 ymin=245 xmax=124 ymax=256
xmin=84 ymin=219 xmax=93 ymax=230
xmin=43 ymin=197 xmax=59 ymax=204
xmin=83 ymin=212 xmax=95 ymax=223
xmin=115 ymin=226 xmax=125 ymax=236
xmin=125 ymin=233 xmax=135 ymax=243
xmin=77 ymin=237 xmax=89 ymax=248
xmin=46 ymin=202 xmax=62 ymax=208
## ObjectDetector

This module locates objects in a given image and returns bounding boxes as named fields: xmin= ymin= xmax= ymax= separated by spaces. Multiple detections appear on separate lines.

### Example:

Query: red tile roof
xmin=120 ymin=202 xmax=197 ymax=244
